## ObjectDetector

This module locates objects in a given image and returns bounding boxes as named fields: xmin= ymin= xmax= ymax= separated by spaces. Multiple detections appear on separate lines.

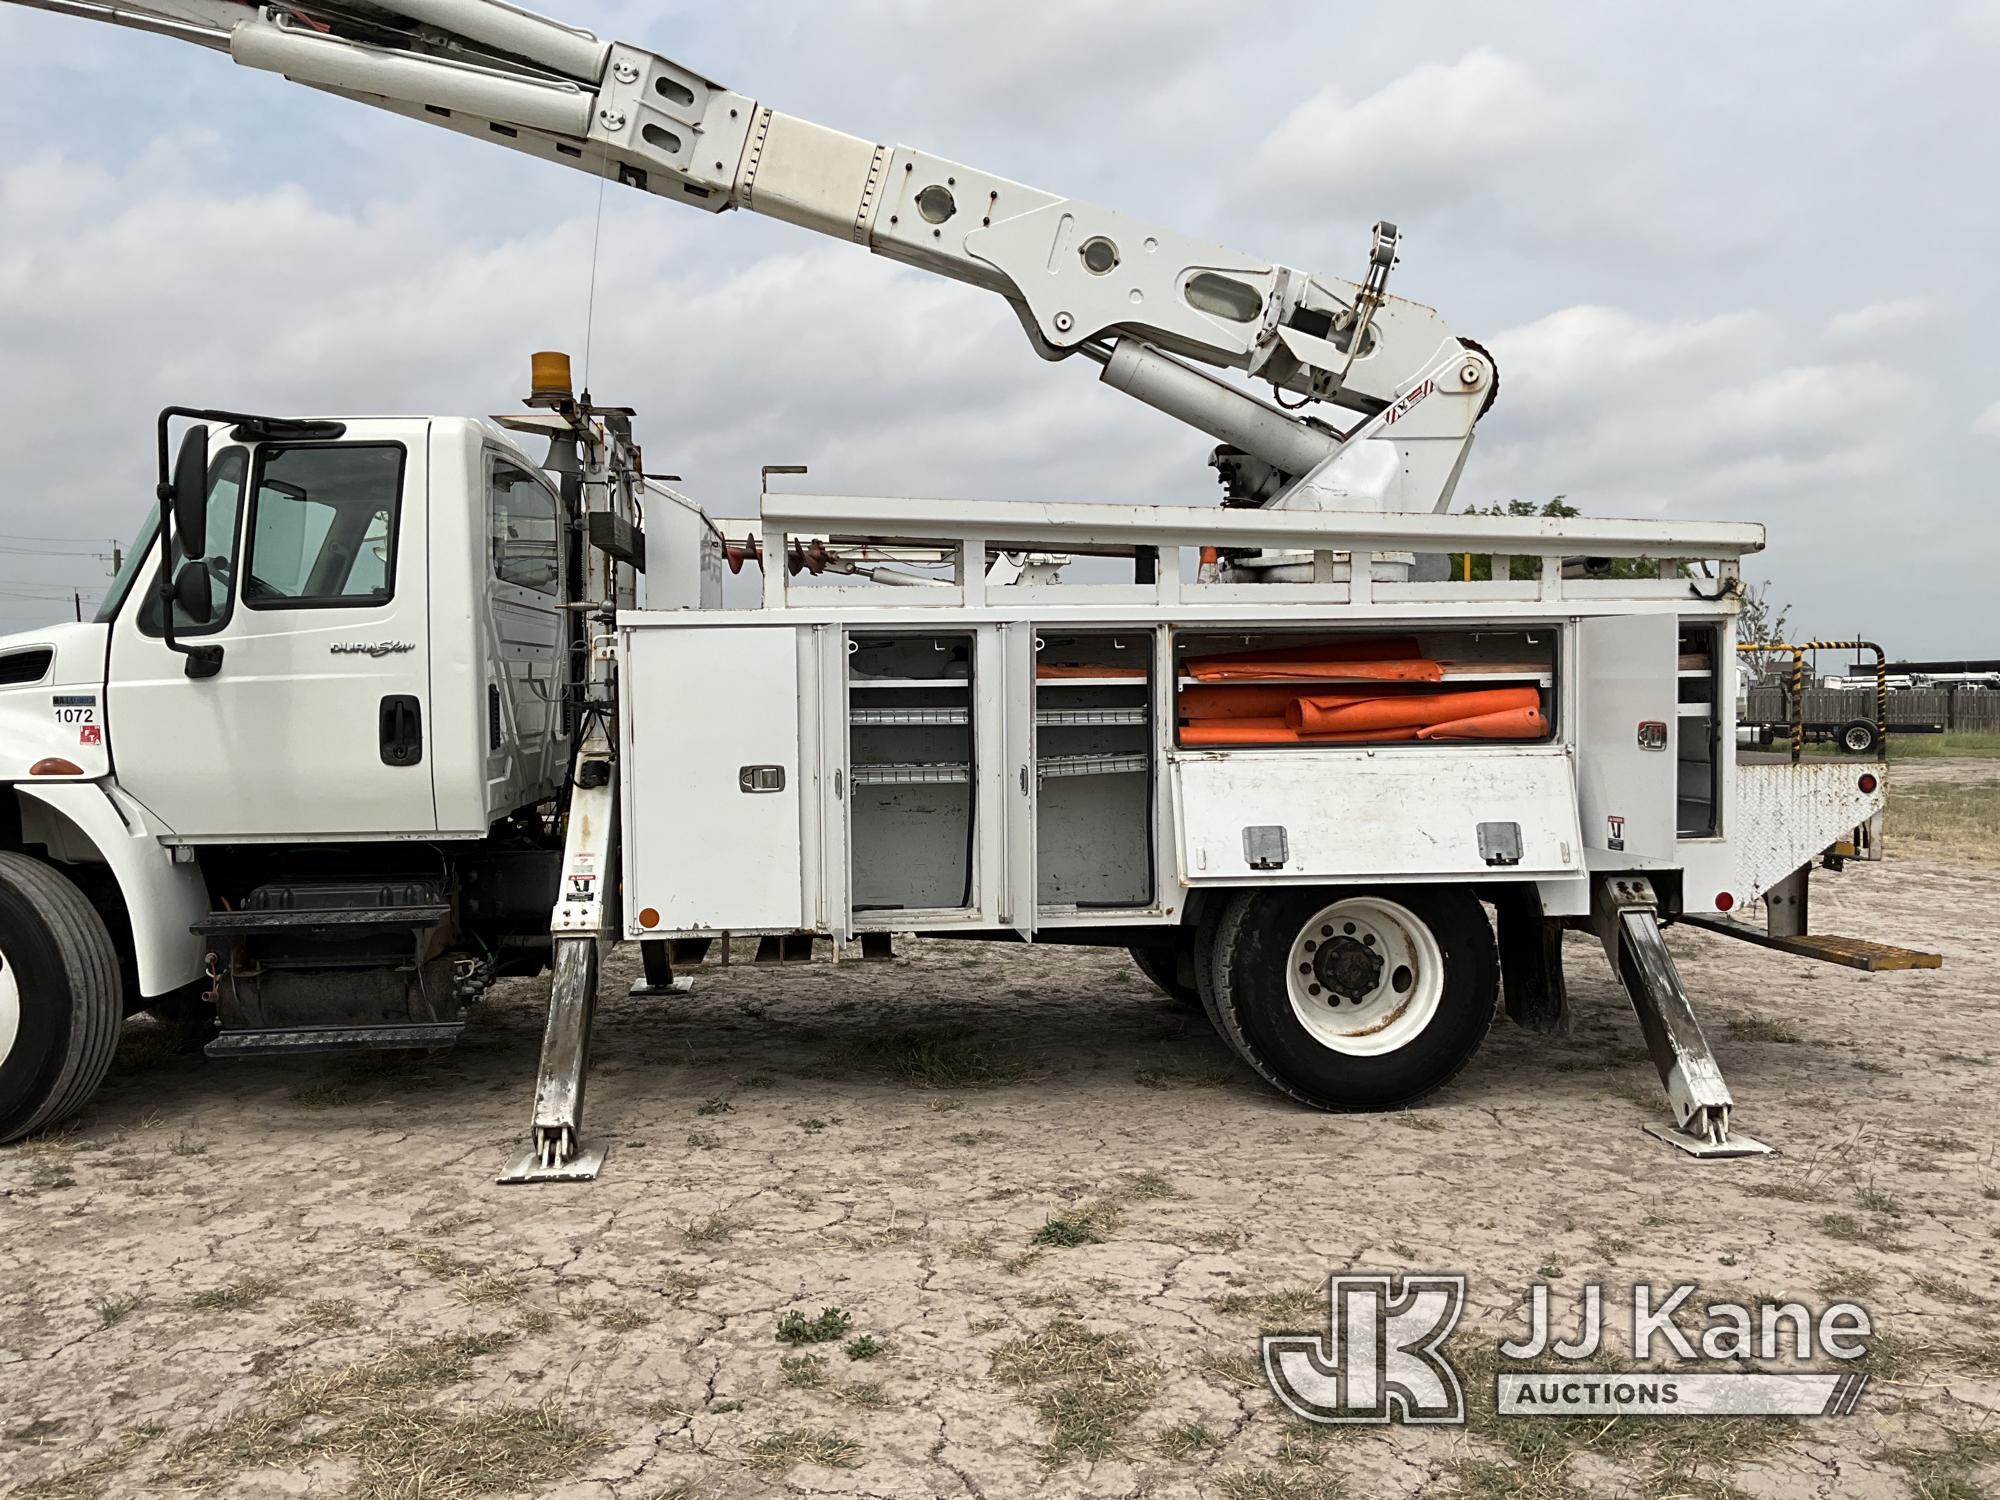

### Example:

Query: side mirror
xmin=170 ymin=426 xmax=209 ymax=556
xmin=173 ymin=559 xmax=214 ymax=626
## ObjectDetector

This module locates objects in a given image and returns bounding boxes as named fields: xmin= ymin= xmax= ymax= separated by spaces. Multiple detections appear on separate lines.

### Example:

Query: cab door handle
xmin=379 ymin=695 xmax=424 ymax=766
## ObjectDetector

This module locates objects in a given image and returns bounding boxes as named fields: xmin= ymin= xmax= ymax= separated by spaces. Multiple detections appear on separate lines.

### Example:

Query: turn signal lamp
xmin=30 ymin=757 xmax=83 ymax=776
xmin=528 ymin=350 xmax=575 ymax=408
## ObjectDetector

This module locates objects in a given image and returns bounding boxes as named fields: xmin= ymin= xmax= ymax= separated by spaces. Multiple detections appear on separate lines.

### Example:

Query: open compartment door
xmin=1002 ymin=623 xmax=1038 ymax=938
xmin=1575 ymin=615 xmax=1679 ymax=862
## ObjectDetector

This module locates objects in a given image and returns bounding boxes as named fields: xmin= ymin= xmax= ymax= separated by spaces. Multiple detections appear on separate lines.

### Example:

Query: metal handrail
xmin=1737 ymin=639 xmax=1886 ymax=762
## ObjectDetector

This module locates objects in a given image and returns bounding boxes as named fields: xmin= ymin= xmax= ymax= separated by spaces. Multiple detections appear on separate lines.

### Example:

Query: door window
xmin=491 ymin=464 xmax=561 ymax=594
xmin=243 ymin=445 xmax=404 ymax=608
xmin=138 ymin=447 xmax=247 ymax=636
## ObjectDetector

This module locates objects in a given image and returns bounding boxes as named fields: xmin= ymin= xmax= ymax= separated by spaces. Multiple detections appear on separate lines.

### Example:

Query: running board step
xmin=193 ymin=904 xmax=451 ymax=936
xmin=1682 ymin=918 xmax=1942 ymax=972
xmin=205 ymin=1023 xmax=463 ymax=1057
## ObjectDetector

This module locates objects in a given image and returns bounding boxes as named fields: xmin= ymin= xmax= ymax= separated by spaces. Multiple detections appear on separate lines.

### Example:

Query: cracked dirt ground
xmin=3 ymin=781 xmax=1997 ymax=1498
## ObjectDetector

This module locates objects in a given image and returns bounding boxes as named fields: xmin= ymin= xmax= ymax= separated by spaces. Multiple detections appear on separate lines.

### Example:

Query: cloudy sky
xmin=0 ymin=1 xmax=1994 ymax=652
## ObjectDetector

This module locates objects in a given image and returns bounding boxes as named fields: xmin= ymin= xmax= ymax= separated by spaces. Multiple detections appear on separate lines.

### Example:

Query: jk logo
xmin=1263 ymin=1274 xmax=1468 ymax=1425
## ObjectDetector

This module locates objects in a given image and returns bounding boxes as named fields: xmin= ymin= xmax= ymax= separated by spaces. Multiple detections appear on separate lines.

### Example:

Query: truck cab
xmin=0 ymin=412 xmax=641 ymax=1141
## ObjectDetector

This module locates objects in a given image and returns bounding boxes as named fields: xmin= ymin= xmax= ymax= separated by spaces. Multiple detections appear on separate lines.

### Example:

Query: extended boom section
xmin=6 ymin=0 xmax=1492 ymax=517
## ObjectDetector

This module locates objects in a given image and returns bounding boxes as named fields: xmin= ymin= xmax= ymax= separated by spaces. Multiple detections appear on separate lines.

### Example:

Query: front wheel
xmin=0 ymin=853 xmax=123 ymax=1143
xmin=1207 ymin=886 xmax=1496 ymax=1111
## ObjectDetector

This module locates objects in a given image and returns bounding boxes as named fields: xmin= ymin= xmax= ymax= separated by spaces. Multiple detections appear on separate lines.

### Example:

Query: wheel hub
xmin=1284 ymin=897 xmax=1446 ymax=1057
xmin=1313 ymin=934 xmax=1383 ymax=1001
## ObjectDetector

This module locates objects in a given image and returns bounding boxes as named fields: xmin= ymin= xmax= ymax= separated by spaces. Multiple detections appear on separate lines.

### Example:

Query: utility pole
xmin=73 ymin=591 xmax=82 ymax=622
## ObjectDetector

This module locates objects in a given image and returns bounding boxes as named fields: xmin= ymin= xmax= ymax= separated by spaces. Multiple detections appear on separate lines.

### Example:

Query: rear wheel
xmin=1208 ymin=886 xmax=1496 ymax=1111
xmin=0 ymin=853 xmax=123 ymax=1143
xmin=1838 ymin=719 xmax=1881 ymax=755
xmin=1128 ymin=941 xmax=1202 ymax=1011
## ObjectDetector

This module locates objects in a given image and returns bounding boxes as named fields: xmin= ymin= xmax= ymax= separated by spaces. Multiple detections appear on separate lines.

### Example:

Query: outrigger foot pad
xmin=1643 ymin=1122 xmax=1770 ymax=1160
xmin=630 ymin=976 xmax=696 ymax=997
xmin=498 ymin=1127 xmax=607 ymax=1184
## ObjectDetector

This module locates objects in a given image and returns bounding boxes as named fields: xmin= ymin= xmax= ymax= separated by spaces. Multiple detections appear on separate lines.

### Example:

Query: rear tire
xmin=1838 ymin=719 xmax=1881 ymax=755
xmin=1208 ymin=886 xmax=1495 ymax=1111
xmin=1128 ymin=941 xmax=1202 ymax=1011
xmin=0 ymin=853 xmax=123 ymax=1143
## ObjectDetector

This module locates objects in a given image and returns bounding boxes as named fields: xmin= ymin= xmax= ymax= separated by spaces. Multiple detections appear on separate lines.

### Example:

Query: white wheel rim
xmin=1284 ymin=897 xmax=1444 ymax=1056
xmin=0 ymin=947 xmax=19 ymax=1067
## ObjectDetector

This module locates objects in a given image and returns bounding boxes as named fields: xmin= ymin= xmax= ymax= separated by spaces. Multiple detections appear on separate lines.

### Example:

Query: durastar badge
xmin=330 ymin=641 xmax=417 ymax=658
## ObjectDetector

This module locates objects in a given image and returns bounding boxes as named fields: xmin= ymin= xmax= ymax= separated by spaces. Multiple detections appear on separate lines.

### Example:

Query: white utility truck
xmin=0 ymin=0 xmax=1935 ymax=1179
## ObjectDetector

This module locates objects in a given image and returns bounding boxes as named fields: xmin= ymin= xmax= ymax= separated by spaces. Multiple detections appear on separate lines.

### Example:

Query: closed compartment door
xmin=623 ymin=625 xmax=804 ymax=932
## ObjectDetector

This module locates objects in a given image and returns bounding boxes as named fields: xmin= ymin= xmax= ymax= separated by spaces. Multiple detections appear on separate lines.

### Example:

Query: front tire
xmin=1208 ymin=886 xmax=1496 ymax=1111
xmin=0 ymin=853 xmax=123 ymax=1143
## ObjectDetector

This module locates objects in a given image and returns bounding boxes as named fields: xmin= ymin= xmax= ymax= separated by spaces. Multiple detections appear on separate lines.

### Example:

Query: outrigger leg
xmin=1595 ymin=876 xmax=1772 ymax=1160
xmin=499 ymin=723 xmax=618 ymax=1184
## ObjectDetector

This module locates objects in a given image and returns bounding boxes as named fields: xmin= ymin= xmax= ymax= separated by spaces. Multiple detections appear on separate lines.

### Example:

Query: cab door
xmin=107 ymin=425 xmax=439 ymax=838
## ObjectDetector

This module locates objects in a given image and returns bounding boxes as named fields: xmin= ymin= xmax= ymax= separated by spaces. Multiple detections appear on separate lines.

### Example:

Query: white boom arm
xmin=6 ymin=0 xmax=1497 ymax=513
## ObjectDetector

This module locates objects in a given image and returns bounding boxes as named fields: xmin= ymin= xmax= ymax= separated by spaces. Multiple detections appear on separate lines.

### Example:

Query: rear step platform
xmin=206 ymin=1023 xmax=463 ymax=1057
xmin=1683 ymin=918 xmax=1943 ymax=972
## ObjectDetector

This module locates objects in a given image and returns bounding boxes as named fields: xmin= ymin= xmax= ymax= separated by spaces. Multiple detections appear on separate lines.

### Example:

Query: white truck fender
xmin=15 ymin=780 xmax=209 ymax=998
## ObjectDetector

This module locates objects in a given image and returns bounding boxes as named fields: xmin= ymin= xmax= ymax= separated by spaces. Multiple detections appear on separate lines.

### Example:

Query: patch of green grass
xmin=740 ymin=1428 xmax=863 ymax=1473
xmin=684 ymin=1212 xmax=741 ymax=1246
xmin=156 ymin=1332 xmax=599 ymax=1500
xmin=775 ymin=1307 xmax=853 ymax=1346
xmin=1853 ymin=1181 xmax=1902 ymax=1215
xmin=1891 ymin=774 xmax=2000 ymax=862
xmin=288 ymin=1080 xmax=358 ymax=1109
xmin=1886 ymin=731 xmax=2000 ymax=760
xmin=1816 ymin=1267 xmax=1879 ymax=1300
xmin=1032 ymin=1201 xmax=1121 ymax=1248
xmin=1214 ymin=1284 xmax=1323 ymax=1327
xmin=1133 ymin=1065 xmax=1233 ymax=1089
xmin=1816 ymin=1211 xmax=1907 ymax=1252
xmin=843 ymin=1334 xmax=886 ymax=1361
xmin=778 ymin=1354 xmax=827 ymax=1388
xmin=1214 ymin=1467 xmax=1344 ymax=1499
xmin=1872 ymin=1426 xmax=2000 ymax=1500
xmin=1157 ymin=1421 xmax=1222 ymax=1459
xmin=826 ymin=1026 xmax=1040 ymax=1088
xmin=189 ymin=1277 xmax=281 ymax=1313
xmin=1446 ymin=1340 xmax=1802 ymax=1500
xmin=91 ymin=1294 xmax=142 ymax=1327
xmin=1911 ymin=1131 xmax=1970 ymax=1154
xmin=992 ymin=1316 xmax=1158 ymax=1467
xmin=14 ymin=1426 xmax=160 ymax=1500
xmin=835 ymin=1379 xmax=888 ymax=1409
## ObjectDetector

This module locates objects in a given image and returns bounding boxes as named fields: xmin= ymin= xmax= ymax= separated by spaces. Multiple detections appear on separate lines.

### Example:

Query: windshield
xmin=93 ymin=501 xmax=159 ymax=624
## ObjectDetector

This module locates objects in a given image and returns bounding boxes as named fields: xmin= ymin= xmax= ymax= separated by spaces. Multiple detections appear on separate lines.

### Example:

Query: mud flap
xmin=1493 ymin=885 xmax=1568 ymax=1037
